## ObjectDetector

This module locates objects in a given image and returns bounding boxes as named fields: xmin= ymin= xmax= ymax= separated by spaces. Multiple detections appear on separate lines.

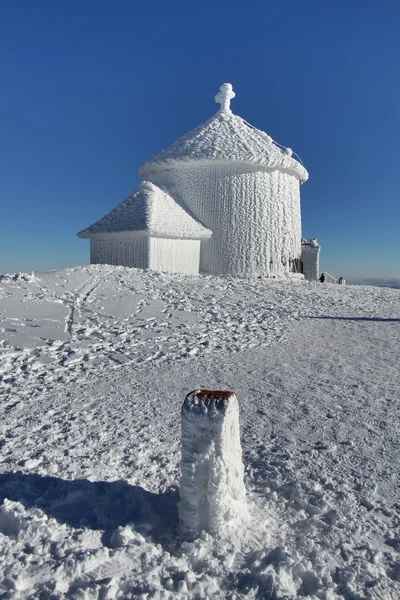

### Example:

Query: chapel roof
xmin=77 ymin=181 xmax=212 ymax=239
xmin=139 ymin=83 xmax=308 ymax=183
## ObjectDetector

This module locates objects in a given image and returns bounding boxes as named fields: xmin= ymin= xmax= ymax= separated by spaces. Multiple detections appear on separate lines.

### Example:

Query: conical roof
xmin=139 ymin=83 xmax=308 ymax=183
xmin=77 ymin=182 xmax=211 ymax=239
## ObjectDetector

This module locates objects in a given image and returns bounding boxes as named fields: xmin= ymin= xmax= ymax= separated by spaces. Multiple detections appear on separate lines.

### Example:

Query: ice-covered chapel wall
xmin=149 ymin=163 xmax=301 ymax=276
xmin=90 ymin=235 xmax=149 ymax=268
xmin=90 ymin=235 xmax=201 ymax=274
xmin=148 ymin=237 xmax=201 ymax=275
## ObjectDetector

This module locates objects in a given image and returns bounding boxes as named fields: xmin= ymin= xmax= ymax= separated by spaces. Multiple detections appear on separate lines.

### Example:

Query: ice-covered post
xmin=179 ymin=389 xmax=247 ymax=538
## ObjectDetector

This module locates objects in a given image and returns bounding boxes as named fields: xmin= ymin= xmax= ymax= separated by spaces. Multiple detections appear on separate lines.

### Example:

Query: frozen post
xmin=179 ymin=389 xmax=247 ymax=538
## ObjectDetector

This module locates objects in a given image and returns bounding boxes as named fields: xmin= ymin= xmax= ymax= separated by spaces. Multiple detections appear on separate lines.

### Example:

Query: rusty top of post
xmin=183 ymin=390 xmax=237 ymax=415
xmin=186 ymin=389 xmax=236 ymax=400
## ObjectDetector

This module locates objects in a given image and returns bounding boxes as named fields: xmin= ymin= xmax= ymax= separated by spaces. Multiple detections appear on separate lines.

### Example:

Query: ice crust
xmin=150 ymin=164 xmax=302 ymax=276
xmin=89 ymin=235 xmax=203 ymax=275
xmin=139 ymin=108 xmax=308 ymax=183
xmin=179 ymin=391 xmax=247 ymax=537
xmin=77 ymin=181 xmax=211 ymax=240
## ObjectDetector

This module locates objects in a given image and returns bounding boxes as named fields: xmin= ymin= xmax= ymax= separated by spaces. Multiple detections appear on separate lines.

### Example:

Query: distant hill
xmin=348 ymin=278 xmax=400 ymax=289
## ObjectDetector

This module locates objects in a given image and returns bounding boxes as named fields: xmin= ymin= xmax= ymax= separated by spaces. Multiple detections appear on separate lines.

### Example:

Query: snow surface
xmin=1 ymin=265 xmax=399 ymax=599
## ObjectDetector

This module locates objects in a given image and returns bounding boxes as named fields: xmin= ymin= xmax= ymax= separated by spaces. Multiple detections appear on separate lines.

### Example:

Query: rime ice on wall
xmin=78 ymin=83 xmax=309 ymax=277
xmin=140 ymin=84 xmax=308 ymax=277
xmin=148 ymin=237 xmax=201 ymax=275
xmin=150 ymin=164 xmax=302 ymax=276
xmin=179 ymin=390 xmax=247 ymax=537
xmin=301 ymin=238 xmax=320 ymax=281
xmin=78 ymin=182 xmax=210 ymax=274
xmin=90 ymin=235 xmax=201 ymax=275
xmin=90 ymin=235 xmax=149 ymax=268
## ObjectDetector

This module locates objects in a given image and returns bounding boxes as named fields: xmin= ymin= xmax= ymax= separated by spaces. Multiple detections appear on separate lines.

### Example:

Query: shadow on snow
xmin=305 ymin=316 xmax=400 ymax=322
xmin=0 ymin=471 xmax=179 ymax=546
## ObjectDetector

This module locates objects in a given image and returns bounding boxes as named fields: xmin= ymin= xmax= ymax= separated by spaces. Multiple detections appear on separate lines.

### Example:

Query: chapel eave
xmin=139 ymin=157 xmax=308 ymax=183
xmin=138 ymin=84 xmax=308 ymax=183
xmin=77 ymin=229 xmax=212 ymax=241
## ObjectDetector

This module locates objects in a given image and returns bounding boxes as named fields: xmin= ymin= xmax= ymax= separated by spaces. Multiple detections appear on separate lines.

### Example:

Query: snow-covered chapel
xmin=78 ymin=83 xmax=315 ymax=278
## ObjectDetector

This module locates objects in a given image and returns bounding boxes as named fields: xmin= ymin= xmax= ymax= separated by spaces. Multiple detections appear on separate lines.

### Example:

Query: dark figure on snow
xmin=319 ymin=273 xmax=326 ymax=283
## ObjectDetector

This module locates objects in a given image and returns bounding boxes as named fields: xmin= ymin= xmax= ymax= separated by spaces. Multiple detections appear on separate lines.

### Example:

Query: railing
xmin=320 ymin=273 xmax=346 ymax=284
xmin=324 ymin=272 xmax=338 ymax=284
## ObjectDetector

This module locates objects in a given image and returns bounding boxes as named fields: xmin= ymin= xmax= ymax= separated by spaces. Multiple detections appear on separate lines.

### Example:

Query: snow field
xmin=0 ymin=265 xmax=399 ymax=599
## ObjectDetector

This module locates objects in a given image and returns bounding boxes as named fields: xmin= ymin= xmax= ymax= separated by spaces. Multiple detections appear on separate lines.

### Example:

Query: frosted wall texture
xmin=148 ymin=238 xmax=201 ymax=275
xmin=150 ymin=163 xmax=301 ymax=277
xmin=90 ymin=234 xmax=201 ymax=275
xmin=301 ymin=245 xmax=320 ymax=281
xmin=90 ymin=235 xmax=149 ymax=268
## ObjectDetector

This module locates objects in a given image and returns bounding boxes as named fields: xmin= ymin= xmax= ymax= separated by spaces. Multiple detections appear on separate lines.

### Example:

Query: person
xmin=319 ymin=273 xmax=326 ymax=283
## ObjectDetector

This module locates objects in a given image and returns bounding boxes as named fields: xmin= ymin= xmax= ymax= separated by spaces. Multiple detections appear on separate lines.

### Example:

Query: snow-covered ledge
xmin=179 ymin=390 xmax=247 ymax=537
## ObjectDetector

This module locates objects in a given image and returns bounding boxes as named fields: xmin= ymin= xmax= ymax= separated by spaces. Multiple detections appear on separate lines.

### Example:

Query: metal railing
xmin=323 ymin=272 xmax=338 ymax=284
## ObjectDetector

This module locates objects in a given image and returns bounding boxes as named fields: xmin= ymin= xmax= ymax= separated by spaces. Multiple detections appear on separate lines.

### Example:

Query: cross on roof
xmin=214 ymin=83 xmax=235 ymax=112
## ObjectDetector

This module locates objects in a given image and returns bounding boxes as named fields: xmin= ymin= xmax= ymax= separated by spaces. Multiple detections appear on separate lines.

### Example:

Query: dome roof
xmin=139 ymin=83 xmax=308 ymax=183
xmin=77 ymin=182 xmax=211 ymax=240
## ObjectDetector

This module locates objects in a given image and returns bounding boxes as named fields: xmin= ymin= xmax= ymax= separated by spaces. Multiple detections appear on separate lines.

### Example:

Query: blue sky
xmin=1 ymin=0 xmax=399 ymax=278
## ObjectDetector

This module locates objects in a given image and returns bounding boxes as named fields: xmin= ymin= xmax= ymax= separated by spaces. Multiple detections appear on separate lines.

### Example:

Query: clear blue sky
xmin=1 ymin=0 xmax=399 ymax=278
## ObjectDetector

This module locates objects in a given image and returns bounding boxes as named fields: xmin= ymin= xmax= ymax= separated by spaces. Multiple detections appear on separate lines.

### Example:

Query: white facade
xmin=89 ymin=233 xmax=201 ymax=275
xmin=90 ymin=234 xmax=149 ymax=268
xmin=148 ymin=237 xmax=201 ymax=275
xmin=78 ymin=83 xmax=310 ymax=277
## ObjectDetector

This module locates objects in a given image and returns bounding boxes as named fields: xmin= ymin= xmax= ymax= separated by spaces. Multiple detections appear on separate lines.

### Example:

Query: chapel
xmin=78 ymin=83 xmax=317 ymax=279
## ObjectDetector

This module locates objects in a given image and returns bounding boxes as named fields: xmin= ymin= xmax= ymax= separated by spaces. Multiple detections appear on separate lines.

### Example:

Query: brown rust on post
xmin=183 ymin=390 xmax=237 ymax=412
xmin=186 ymin=389 xmax=236 ymax=400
